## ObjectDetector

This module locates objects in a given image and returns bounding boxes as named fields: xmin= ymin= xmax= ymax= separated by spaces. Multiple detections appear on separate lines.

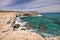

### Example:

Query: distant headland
xmin=0 ymin=10 xmax=39 ymax=16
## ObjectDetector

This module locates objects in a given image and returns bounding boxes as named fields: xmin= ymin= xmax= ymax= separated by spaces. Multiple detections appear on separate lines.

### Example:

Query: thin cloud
xmin=18 ymin=0 xmax=60 ymax=8
xmin=0 ymin=0 xmax=60 ymax=12
xmin=0 ymin=0 xmax=14 ymax=7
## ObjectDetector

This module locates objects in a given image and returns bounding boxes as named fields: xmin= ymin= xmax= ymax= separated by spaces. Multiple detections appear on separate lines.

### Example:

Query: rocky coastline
xmin=0 ymin=11 xmax=60 ymax=40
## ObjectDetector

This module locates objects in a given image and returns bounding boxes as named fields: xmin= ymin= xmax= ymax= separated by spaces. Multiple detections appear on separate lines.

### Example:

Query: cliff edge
xmin=0 ymin=11 xmax=45 ymax=40
xmin=0 ymin=11 xmax=60 ymax=40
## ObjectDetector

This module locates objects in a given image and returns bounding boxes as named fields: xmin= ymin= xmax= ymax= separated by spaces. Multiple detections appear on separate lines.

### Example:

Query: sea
xmin=15 ymin=13 xmax=60 ymax=38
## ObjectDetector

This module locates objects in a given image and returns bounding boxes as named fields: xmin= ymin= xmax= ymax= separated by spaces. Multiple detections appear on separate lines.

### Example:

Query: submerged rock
xmin=24 ymin=23 xmax=31 ymax=30
xmin=40 ymin=25 xmax=47 ymax=33
xmin=53 ymin=22 xmax=60 ymax=25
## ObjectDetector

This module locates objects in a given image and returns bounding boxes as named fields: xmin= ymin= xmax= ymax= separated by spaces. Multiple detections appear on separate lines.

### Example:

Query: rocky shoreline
xmin=0 ymin=11 xmax=60 ymax=40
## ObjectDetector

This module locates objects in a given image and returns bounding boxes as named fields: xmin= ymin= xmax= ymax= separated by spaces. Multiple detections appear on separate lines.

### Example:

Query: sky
xmin=0 ymin=0 xmax=60 ymax=13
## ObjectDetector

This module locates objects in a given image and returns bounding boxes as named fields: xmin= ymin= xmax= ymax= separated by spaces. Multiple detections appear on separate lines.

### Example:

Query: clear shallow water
xmin=17 ymin=13 xmax=60 ymax=38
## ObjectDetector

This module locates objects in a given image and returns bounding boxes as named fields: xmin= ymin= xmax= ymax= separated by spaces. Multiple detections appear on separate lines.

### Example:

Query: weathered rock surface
xmin=0 ymin=31 xmax=44 ymax=40
xmin=0 ymin=13 xmax=16 ymax=32
xmin=0 ymin=12 xmax=45 ymax=40
xmin=0 ymin=12 xmax=60 ymax=40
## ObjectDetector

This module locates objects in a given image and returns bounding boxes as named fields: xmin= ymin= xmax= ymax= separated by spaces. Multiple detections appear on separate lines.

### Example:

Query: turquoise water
xmin=21 ymin=13 xmax=60 ymax=37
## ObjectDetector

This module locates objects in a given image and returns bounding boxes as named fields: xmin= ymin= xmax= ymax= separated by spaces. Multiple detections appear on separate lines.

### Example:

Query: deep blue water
xmin=21 ymin=13 xmax=60 ymax=37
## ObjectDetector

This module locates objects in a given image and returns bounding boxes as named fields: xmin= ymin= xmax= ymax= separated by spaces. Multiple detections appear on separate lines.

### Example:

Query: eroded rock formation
xmin=0 ymin=11 xmax=45 ymax=40
xmin=0 ymin=11 xmax=60 ymax=40
xmin=0 ymin=31 xmax=44 ymax=40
